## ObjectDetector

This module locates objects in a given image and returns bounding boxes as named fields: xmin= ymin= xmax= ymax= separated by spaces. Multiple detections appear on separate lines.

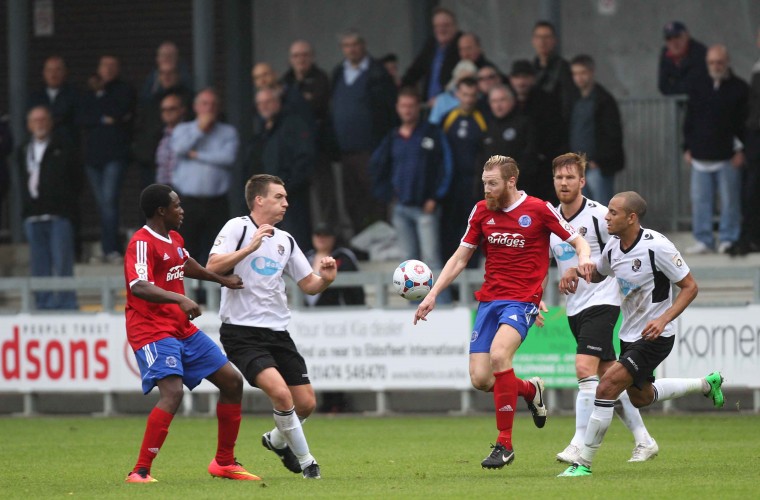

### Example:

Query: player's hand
xmin=576 ymin=255 xmax=594 ymax=283
xmin=641 ymin=317 xmax=667 ymax=341
xmin=318 ymin=256 xmax=337 ymax=282
xmin=245 ymin=224 xmax=275 ymax=254
xmin=414 ymin=295 xmax=436 ymax=325
xmin=179 ymin=297 xmax=201 ymax=320
xmin=220 ymin=273 xmax=244 ymax=289
xmin=559 ymin=268 xmax=579 ymax=294
xmin=534 ymin=300 xmax=549 ymax=327
xmin=423 ymin=199 xmax=436 ymax=214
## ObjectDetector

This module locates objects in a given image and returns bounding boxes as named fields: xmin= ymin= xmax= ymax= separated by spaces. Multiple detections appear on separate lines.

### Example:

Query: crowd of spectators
xmin=5 ymin=8 xmax=760 ymax=309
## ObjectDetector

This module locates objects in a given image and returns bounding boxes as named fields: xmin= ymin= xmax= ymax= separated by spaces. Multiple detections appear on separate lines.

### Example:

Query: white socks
xmin=652 ymin=378 xmax=705 ymax=403
xmin=272 ymin=407 xmax=315 ymax=469
xmin=571 ymin=376 xmax=598 ymax=447
xmin=578 ymin=400 xmax=615 ymax=467
xmin=614 ymin=390 xmax=654 ymax=446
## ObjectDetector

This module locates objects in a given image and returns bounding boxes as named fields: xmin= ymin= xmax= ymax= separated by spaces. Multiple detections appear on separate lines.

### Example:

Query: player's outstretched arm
xmin=298 ymin=256 xmax=337 ymax=295
xmin=183 ymin=257 xmax=244 ymax=289
xmin=414 ymin=245 xmax=473 ymax=325
xmin=641 ymin=272 xmax=698 ymax=340
xmin=568 ymin=235 xmax=595 ymax=282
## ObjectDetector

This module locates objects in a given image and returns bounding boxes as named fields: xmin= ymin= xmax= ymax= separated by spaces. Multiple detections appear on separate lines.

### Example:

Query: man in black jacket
xmin=330 ymin=29 xmax=397 ymax=235
xmin=248 ymin=87 xmax=315 ymax=249
xmin=683 ymin=45 xmax=748 ymax=255
xmin=568 ymin=55 xmax=624 ymax=206
xmin=401 ymin=7 xmax=462 ymax=104
xmin=18 ymin=106 xmax=79 ymax=309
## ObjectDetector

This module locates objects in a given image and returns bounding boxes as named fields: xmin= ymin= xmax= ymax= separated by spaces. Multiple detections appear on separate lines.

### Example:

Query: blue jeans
xmin=392 ymin=203 xmax=451 ymax=304
xmin=86 ymin=160 xmax=126 ymax=256
xmin=24 ymin=217 xmax=78 ymax=310
xmin=690 ymin=162 xmax=742 ymax=248
xmin=582 ymin=167 xmax=615 ymax=206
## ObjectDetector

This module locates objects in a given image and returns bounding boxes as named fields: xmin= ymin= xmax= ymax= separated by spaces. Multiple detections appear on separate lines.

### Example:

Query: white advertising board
xmin=663 ymin=305 xmax=760 ymax=387
xmin=0 ymin=308 xmax=473 ymax=393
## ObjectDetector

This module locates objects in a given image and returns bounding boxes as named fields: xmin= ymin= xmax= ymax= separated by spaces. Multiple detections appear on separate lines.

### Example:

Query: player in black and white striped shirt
xmin=557 ymin=191 xmax=725 ymax=477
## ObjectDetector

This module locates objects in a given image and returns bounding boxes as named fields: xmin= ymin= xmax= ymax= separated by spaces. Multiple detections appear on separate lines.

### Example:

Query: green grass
xmin=1 ymin=413 xmax=758 ymax=499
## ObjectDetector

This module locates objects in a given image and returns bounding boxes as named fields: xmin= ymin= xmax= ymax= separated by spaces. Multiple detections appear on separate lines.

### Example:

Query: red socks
xmin=493 ymin=369 xmax=518 ymax=449
xmin=215 ymin=403 xmax=242 ymax=466
xmin=516 ymin=376 xmax=536 ymax=401
xmin=134 ymin=407 xmax=174 ymax=472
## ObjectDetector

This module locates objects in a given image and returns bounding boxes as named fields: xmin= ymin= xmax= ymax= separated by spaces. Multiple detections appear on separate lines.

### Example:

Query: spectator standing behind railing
xmin=370 ymin=88 xmax=452 ymax=304
xmin=17 ymin=107 xmax=78 ymax=310
xmin=657 ymin=21 xmax=708 ymax=96
xmin=171 ymin=89 xmax=239 ymax=266
xmin=154 ymin=93 xmax=187 ymax=186
xmin=568 ymin=54 xmax=625 ymax=206
xmin=280 ymin=40 xmax=336 ymax=227
xmin=683 ymin=45 xmax=748 ymax=255
xmin=330 ymin=29 xmax=397 ymax=236
xmin=139 ymin=41 xmax=193 ymax=102
xmin=78 ymin=55 xmax=135 ymax=264
xmin=246 ymin=87 xmax=315 ymax=249
xmin=531 ymin=20 xmax=575 ymax=123
xmin=401 ymin=6 xmax=462 ymax=105
xmin=733 ymin=26 xmax=760 ymax=255
xmin=458 ymin=32 xmax=497 ymax=71
xmin=28 ymin=56 xmax=80 ymax=150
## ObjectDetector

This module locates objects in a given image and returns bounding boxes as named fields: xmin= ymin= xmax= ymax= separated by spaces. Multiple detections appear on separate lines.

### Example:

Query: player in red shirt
xmin=124 ymin=184 xmax=260 ymax=483
xmin=414 ymin=155 xmax=593 ymax=469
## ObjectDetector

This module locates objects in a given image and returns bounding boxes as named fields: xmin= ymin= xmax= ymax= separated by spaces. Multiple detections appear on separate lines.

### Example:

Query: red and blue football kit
xmin=124 ymin=226 xmax=198 ymax=351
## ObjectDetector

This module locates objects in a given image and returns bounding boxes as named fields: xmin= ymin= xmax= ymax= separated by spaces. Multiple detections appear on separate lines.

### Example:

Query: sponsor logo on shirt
xmin=616 ymin=277 xmax=640 ymax=297
xmin=252 ymin=256 xmax=283 ymax=276
xmin=166 ymin=265 xmax=185 ymax=281
xmin=487 ymin=232 xmax=526 ymax=247
xmin=553 ymin=242 xmax=576 ymax=261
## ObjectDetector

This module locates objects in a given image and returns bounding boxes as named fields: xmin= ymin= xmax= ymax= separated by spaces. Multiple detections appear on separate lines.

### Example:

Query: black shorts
xmin=219 ymin=323 xmax=310 ymax=387
xmin=567 ymin=304 xmax=620 ymax=362
xmin=618 ymin=336 xmax=675 ymax=389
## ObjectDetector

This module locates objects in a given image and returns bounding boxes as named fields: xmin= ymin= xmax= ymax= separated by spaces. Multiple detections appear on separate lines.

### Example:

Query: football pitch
xmin=2 ymin=413 xmax=757 ymax=499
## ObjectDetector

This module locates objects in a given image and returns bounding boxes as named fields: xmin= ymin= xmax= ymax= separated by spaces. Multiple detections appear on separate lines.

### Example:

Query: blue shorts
xmin=470 ymin=301 xmax=539 ymax=353
xmin=134 ymin=330 xmax=229 ymax=394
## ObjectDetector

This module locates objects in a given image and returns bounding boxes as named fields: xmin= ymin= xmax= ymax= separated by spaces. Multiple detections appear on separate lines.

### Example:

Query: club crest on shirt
xmin=578 ymin=226 xmax=587 ymax=236
xmin=277 ymin=244 xmax=285 ymax=256
xmin=177 ymin=247 xmax=184 ymax=259
xmin=632 ymin=258 xmax=642 ymax=272
xmin=214 ymin=235 xmax=225 ymax=246
xmin=502 ymin=127 xmax=516 ymax=141
xmin=518 ymin=215 xmax=532 ymax=227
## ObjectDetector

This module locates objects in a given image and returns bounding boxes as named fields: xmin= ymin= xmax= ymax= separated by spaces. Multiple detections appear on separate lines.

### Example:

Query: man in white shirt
xmin=557 ymin=191 xmax=725 ymax=477
xmin=550 ymin=153 xmax=656 ymax=464
xmin=207 ymin=174 xmax=337 ymax=479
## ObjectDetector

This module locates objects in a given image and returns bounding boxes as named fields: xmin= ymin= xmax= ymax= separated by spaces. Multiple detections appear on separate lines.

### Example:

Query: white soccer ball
xmin=392 ymin=260 xmax=434 ymax=301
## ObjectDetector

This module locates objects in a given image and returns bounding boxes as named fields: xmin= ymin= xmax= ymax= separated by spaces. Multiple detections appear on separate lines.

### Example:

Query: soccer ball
xmin=392 ymin=260 xmax=434 ymax=301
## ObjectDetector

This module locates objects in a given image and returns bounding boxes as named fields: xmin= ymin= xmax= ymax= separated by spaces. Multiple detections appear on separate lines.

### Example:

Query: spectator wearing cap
xmin=509 ymin=59 xmax=566 ymax=203
xmin=428 ymin=59 xmax=478 ymax=125
xmin=683 ymin=44 xmax=748 ymax=255
xmin=402 ymin=7 xmax=462 ymax=104
xmin=304 ymin=222 xmax=365 ymax=307
xmin=658 ymin=21 xmax=708 ymax=96
xmin=370 ymin=88 xmax=452 ymax=303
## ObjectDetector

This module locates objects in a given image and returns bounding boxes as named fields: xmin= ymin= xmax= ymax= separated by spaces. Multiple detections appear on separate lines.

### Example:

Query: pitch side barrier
xmin=1 ymin=267 xmax=759 ymax=415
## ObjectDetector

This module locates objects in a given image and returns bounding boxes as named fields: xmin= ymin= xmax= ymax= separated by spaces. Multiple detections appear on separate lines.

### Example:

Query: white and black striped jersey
xmin=550 ymin=198 xmax=620 ymax=316
xmin=597 ymin=227 xmax=690 ymax=342
xmin=210 ymin=216 xmax=312 ymax=330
